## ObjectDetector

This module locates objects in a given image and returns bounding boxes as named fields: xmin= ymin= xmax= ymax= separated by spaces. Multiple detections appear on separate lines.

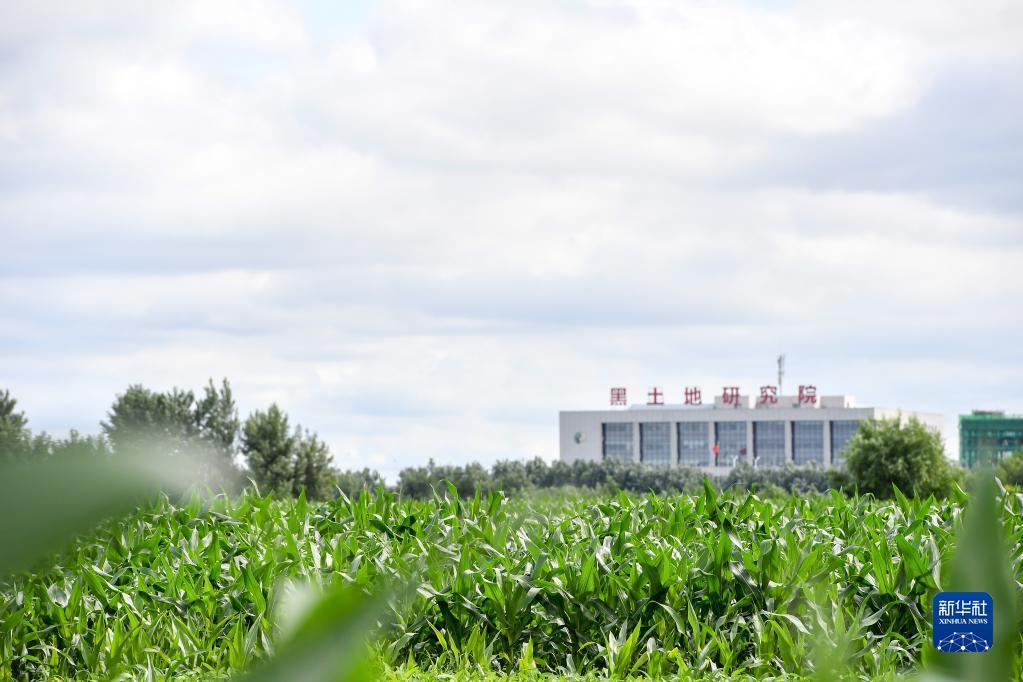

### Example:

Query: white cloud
xmin=1 ymin=0 xmax=1021 ymax=474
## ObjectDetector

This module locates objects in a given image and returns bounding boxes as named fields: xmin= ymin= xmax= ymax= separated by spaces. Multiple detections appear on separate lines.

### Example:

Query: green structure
xmin=960 ymin=410 xmax=1023 ymax=468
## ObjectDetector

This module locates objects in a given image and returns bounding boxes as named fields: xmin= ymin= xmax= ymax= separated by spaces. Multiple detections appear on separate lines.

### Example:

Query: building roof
xmin=961 ymin=411 xmax=1023 ymax=422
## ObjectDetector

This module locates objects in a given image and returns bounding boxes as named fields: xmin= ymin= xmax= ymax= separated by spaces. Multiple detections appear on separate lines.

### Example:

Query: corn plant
xmin=2 ymin=461 xmax=1022 ymax=680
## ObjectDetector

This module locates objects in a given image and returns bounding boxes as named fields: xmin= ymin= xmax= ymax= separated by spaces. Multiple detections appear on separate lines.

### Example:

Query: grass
xmin=1 ymin=477 xmax=1021 ymax=680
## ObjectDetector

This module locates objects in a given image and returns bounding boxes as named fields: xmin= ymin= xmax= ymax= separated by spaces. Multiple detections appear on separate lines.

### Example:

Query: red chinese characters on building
xmin=607 ymin=383 xmax=819 ymax=407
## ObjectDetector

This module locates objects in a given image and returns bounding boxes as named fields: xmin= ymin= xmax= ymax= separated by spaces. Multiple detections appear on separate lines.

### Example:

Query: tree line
xmin=2 ymin=380 xmax=1006 ymax=500
xmin=0 ymin=381 xmax=343 ymax=499
xmin=394 ymin=416 xmax=973 ymax=499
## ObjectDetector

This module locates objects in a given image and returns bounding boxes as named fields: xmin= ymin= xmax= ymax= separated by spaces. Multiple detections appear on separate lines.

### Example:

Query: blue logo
xmin=933 ymin=592 xmax=993 ymax=653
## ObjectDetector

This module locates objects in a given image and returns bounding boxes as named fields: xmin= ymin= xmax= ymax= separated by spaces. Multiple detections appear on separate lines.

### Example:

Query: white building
xmin=559 ymin=393 xmax=943 ymax=472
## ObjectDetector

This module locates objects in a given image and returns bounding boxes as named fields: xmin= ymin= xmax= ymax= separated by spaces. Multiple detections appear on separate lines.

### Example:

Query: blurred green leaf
xmin=922 ymin=469 xmax=1018 ymax=682
xmin=237 ymin=580 xmax=385 ymax=682
xmin=0 ymin=449 xmax=211 ymax=578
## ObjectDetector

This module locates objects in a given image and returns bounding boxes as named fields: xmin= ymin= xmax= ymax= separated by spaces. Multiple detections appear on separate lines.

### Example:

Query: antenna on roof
xmin=777 ymin=352 xmax=785 ymax=395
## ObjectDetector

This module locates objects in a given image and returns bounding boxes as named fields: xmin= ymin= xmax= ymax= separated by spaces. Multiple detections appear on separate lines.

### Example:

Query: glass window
xmin=640 ymin=422 xmax=672 ymax=465
xmin=754 ymin=421 xmax=786 ymax=466
xmin=678 ymin=422 xmax=710 ymax=466
xmin=602 ymin=423 xmax=633 ymax=463
xmin=793 ymin=421 xmax=824 ymax=465
xmin=830 ymin=420 xmax=860 ymax=466
xmin=715 ymin=422 xmax=747 ymax=467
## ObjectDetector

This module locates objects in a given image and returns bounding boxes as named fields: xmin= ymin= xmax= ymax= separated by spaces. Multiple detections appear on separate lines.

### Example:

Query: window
xmin=754 ymin=421 xmax=786 ymax=466
xmin=715 ymin=422 xmax=747 ymax=467
xmin=678 ymin=422 xmax=710 ymax=466
xmin=640 ymin=422 xmax=672 ymax=465
xmin=830 ymin=420 xmax=860 ymax=466
xmin=793 ymin=421 xmax=824 ymax=465
xmin=602 ymin=423 xmax=633 ymax=463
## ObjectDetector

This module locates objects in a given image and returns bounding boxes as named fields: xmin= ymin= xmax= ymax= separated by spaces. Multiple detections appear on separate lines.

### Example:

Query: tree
xmin=524 ymin=457 xmax=553 ymax=487
xmin=844 ymin=417 xmax=958 ymax=498
xmin=395 ymin=459 xmax=493 ymax=499
xmin=335 ymin=468 xmax=385 ymax=498
xmin=1 ymin=389 xmax=115 ymax=463
xmin=52 ymin=431 xmax=111 ymax=458
xmin=291 ymin=428 xmax=334 ymax=499
xmin=101 ymin=379 xmax=239 ymax=481
xmin=194 ymin=379 xmax=240 ymax=467
xmin=448 ymin=462 xmax=492 ymax=498
xmin=20 ymin=430 xmax=112 ymax=460
xmin=102 ymin=384 xmax=199 ymax=456
xmin=996 ymin=450 xmax=1023 ymax=487
xmin=0 ymin=389 xmax=30 ymax=462
xmin=240 ymin=407 xmax=337 ymax=500
xmin=491 ymin=460 xmax=531 ymax=494
xmin=241 ymin=404 xmax=296 ymax=497
xmin=397 ymin=461 xmax=435 ymax=499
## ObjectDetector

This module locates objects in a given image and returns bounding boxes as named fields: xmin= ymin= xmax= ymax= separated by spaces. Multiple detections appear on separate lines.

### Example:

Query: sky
xmin=1 ymin=0 xmax=1021 ymax=479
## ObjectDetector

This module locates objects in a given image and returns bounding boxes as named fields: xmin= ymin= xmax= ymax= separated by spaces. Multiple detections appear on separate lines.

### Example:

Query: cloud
xmin=1 ymin=0 xmax=1021 ymax=473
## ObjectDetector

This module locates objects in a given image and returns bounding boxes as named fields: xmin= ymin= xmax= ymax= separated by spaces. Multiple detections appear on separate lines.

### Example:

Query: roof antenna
xmin=777 ymin=352 xmax=785 ymax=395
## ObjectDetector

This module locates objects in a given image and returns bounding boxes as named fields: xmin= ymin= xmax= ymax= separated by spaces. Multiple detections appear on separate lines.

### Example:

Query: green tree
xmin=102 ymin=384 xmax=199 ymax=456
xmin=291 ymin=428 xmax=335 ymax=500
xmin=491 ymin=459 xmax=531 ymax=494
xmin=334 ymin=468 xmax=385 ymax=498
xmin=397 ymin=460 xmax=435 ymax=498
xmin=1 ymin=390 xmax=114 ymax=463
xmin=0 ymin=389 xmax=30 ymax=462
xmin=996 ymin=450 xmax=1023 ymax=486
xmin=16 ymin=430 xmax=110 ymax=460
xmin=102 ymin=379 xmax=238 ymax=467
xmin=447 ymin=462 xmax=491 ymax=498
xmin=844 ymin=416 xmax=957 ymax=498
xmin=194 ymin=379 xmax=239 ymax=466
xmin=49 ymin=430 xmax=112 ymax=458
xmin=241 ymin=404 xmax=296 ymax=497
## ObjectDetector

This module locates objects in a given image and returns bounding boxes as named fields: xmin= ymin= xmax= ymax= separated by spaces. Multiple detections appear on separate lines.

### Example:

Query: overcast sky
xmin=2 ymin=0 xmax=1021 ymax=477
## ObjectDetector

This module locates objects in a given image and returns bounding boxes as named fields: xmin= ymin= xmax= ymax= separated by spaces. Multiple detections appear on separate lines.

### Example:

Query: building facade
xmin=560 ymin=394 xmax=943 ymax=472
xmin=959 ymin=411 xmax=1023 ymax=468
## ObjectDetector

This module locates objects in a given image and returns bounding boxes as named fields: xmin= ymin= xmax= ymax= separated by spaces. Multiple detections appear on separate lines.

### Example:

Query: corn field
xmin=2 ymin=483 xmax=1022 ymax=680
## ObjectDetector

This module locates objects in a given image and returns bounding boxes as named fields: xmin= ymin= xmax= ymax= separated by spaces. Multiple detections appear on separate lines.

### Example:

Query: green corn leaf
xmin=922 ymin=470 xmax=1018 ymax=682
xmin=237 ymin=581 xmax=386 ymax=682
xmin=0 ymin=451 xmax=204 ymax=578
